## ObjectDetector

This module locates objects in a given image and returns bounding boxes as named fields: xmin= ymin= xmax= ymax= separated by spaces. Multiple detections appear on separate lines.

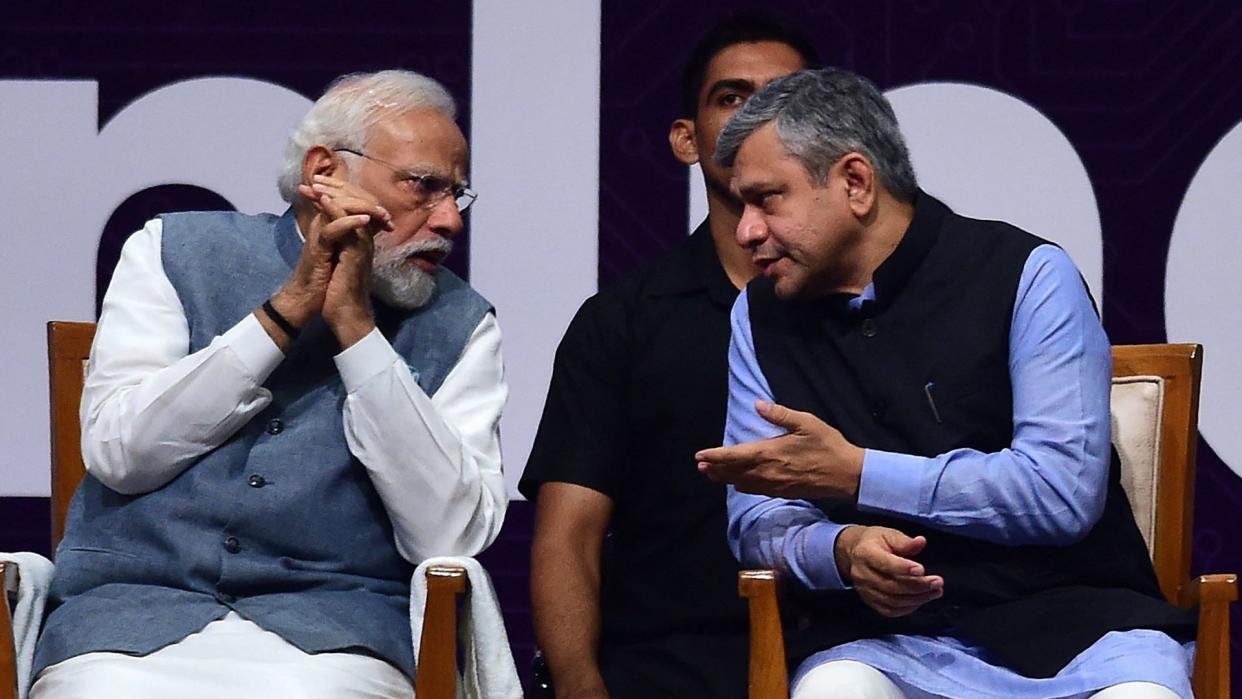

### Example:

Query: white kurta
xmin=35 ymin=218 xmax=509 ymax=696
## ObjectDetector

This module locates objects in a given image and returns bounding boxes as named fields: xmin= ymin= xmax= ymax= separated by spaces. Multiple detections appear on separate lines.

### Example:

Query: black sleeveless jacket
xmin=746 ymin=193 xmax=1193 ymax=678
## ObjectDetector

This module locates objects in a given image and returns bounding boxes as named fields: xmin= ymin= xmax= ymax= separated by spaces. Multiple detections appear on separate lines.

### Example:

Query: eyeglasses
xmin=333 ymin=148 xmax=478 ymax=213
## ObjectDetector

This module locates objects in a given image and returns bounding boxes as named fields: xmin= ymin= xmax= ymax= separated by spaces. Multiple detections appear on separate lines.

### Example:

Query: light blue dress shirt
xmin=725 ymin=245 xmax=1193 ymax=698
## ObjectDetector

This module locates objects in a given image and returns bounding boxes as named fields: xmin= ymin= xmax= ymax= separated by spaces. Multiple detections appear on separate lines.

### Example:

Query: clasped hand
xmin=695 ymin=400 xmax=865 ymax=500
xmin=270 ymin=175 xmax=393 ymax=348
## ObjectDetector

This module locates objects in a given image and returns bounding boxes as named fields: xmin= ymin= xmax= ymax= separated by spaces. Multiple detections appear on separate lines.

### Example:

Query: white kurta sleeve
xmin=334 ymin=314 xmax=508 ymax=562
xmin=81 ymin=218 xmax=285 ymax=495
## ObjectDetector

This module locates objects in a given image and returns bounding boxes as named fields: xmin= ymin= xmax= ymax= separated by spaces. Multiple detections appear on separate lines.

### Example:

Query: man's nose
xmin=736 ymin=205 xmax=767 ymax=248
xmin=428 ymin=196 xmax=465 ymax=237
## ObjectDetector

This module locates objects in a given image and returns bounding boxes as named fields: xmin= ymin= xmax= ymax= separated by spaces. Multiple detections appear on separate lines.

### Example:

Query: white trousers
xmin=30 ymin=612 xmax=413 ymax=699
xmin=791 ymin=660 xmax=1181 ymax=699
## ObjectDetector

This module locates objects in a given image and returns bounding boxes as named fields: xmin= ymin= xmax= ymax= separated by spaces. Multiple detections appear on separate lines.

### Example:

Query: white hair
xmin=277 ymin=69 xmax=457 ymax=203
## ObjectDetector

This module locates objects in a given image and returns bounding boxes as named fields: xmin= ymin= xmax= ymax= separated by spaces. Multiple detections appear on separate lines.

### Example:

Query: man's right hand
xmin=259 ymin=181 xmax=389 ymax=350
xmin=834 ymin=525 xmax=944 ymax=618
xmin=307 ymin=176 xmax=395 ymax=348
xmin=268 ymin=184 xmax=375 ymax=326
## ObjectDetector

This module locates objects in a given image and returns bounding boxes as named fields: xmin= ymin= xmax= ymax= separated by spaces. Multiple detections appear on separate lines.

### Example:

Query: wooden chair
xmin=418 ymin=566 xmax=470 ymax=699
xmin=0 ymin=573 xmax=14 ymax=699
xmin=0 ymin=321 xmax=470 ymax=699
xmin=739 ymin=343 xmax=1237 ymax=699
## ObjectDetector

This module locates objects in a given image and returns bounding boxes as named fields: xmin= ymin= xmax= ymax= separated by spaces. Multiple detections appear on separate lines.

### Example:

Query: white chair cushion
xmin=1110 ymin=375 xmax=1164 ymax=557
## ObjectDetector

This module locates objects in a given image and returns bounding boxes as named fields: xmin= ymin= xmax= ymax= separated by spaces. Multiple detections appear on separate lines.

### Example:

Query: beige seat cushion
xmin=1110 ymin=375 xmax=1164 ymax=557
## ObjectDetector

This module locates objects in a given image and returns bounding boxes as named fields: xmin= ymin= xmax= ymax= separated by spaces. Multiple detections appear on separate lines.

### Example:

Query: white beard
xmin=370 ymin=236 xmax=453 ymax=309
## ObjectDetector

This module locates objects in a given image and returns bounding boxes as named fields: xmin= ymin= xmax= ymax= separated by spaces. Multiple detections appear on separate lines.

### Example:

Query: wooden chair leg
xmin=0 ymin=563 xmax=18 ymax=699
xmin=739 ymin=570 xmax=788 ymax=699
xmin=1191 ymin=573 xmax=1237 ymax=699
xmin=415 ymin=565 xmax=468 ymax=699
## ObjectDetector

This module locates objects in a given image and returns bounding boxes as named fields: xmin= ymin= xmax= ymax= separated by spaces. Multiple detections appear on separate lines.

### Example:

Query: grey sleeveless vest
xmin=35 ymin=209 xmax=492 ymax=678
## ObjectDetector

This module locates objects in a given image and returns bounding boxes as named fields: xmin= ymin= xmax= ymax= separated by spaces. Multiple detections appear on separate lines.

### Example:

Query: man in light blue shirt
xmin=695 ymin=67 xmax=1194 ymax=699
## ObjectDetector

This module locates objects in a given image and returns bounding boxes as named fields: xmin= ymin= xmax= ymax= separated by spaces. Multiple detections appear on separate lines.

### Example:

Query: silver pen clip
xmin=924 ymin=382 xmax=943 ymax=424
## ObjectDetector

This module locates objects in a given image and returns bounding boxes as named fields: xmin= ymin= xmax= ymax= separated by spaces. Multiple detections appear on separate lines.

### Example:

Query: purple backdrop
xmin=3 ymin=0 xmax=1241 ymax=686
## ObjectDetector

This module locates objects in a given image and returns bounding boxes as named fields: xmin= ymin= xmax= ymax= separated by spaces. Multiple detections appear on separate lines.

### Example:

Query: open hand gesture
xmin=696 ymin=401 xmax=865 ymax=500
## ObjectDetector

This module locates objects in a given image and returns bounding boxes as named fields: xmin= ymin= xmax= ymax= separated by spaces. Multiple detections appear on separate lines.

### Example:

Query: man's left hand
xmin=696 ymin=401 xmax=865 ymax=500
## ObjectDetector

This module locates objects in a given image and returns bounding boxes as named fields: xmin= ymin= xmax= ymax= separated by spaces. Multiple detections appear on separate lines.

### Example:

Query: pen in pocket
xmin=924 ymin=381 xmax=943 ymax=424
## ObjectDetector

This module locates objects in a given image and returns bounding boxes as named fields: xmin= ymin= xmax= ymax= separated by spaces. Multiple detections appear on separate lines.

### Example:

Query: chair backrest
xmin=47 ymin=321 xmax=95 ymax=551
xmin=1110 ymin=343 xmax=1202 ymax=607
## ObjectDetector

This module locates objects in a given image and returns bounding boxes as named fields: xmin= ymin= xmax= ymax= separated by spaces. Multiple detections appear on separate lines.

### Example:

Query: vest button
xmin=861 ymin=318 xmax=878 ymax=338
xmin=223 ymin=536 xmax=241 ymax=554
xmin=266 ymin=418 xmax=284 ymax=435
xmin=870 ymin=402 xmax=887 ymax=421
xmin=214 ymin=591 xmax=236 ymax=604
xmin=247 ymin=474 xmax=267 ymax=488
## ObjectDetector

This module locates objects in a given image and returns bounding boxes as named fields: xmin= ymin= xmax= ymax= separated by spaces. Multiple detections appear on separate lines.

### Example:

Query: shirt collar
xmin=824 ymin=189 xmax=946 ymax=315
xmin=646 ymin=220 xmax=739 ymax=308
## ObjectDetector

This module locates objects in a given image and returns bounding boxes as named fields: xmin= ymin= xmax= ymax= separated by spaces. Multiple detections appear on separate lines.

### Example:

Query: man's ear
xmin=668 ymin=118 xmax=701 ymax=166
xmin=839 ymin=153 xmax=877 ymax=218
xmin=301 ymin=145 xmax=343 ymax=188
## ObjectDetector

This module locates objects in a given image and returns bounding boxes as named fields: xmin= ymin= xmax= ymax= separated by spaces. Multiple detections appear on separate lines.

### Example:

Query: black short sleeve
xmin=519 ymin=290 xmax=633 ymax=500
xmin=518 ymin=227 xmax=749 ymax=679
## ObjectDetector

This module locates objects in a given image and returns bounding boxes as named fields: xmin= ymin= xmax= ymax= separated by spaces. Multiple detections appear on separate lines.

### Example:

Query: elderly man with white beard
xmin=30 ymin=69 xmax=507 ymax=699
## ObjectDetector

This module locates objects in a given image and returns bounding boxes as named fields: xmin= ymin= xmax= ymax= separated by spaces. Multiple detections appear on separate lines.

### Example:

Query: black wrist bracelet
xmin=262 ymin=299 xmax=301 ymax=339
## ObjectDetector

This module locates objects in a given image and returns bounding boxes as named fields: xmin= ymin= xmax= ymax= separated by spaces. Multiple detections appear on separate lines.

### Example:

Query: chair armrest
xmin=1188 ymin=573 xmax=1237 ymax=699
xmin=0 ymin=554 xmax=53 ymax=699
xmin=415 ymin=565 xmax=469 ymax=699
xmin=1 ymin=563 xmax=17 ymax=699
xmin=736 ymin=567 xmax=1234 ymax=698
xmin=739 ymin=570 xmax=788 ymax=699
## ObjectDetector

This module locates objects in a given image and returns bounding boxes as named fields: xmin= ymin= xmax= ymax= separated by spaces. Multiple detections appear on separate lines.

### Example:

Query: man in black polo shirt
xmin=519 ymin=14 xmax=817 ymax=699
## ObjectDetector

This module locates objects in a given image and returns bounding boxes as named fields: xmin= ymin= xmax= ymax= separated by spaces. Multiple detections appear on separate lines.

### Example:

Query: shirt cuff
xmin=221 ymin=313 xmax=284 ymax=384
xmin=334 ymin=327 xmax=402 ymax=393
xmin=796 ymin=521 xmax=853 ymax=591
xmin=856 ymin=449 xmax=928 ymax=518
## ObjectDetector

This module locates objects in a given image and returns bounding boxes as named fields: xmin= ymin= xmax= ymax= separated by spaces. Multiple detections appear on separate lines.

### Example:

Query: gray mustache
xmin=403 ymin=237 xmax=453 ymax=258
